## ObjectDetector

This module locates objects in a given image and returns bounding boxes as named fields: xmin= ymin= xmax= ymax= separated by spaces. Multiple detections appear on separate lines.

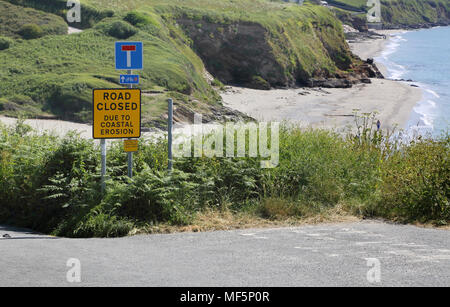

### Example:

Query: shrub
xmin=375 ymin=136 xmax=450 ymax=224
xmin=248 ymin=76 xmax=271 ymax=90
xmin=18 ymin=24 xmax=44 ymax=39
xmin=0 ymin=120 xmax=448 ymax=238
xmin=0 ymin=37 xmax=12 ymax=50
xmin=71 ymin=212 xmax=134 ymax=238
xmin=103 ymin=168 xmax=197 ymax=225
xmin=124 ymin=11 xmax=157 ymax=28
xmin=105 ymin=21 xmax=137 ymax=39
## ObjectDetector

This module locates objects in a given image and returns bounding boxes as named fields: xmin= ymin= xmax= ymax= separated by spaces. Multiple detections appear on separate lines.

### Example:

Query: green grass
xmin=1 ymin=0 xmax=448 ymax=123
xmin=3 ymin=0 xmax=114 ymax=29
xmin=86 ymin=0 xmax=355 ymax=84
xmin=0 ymin=117 xmax=448 ymax=237
xmin=0 ymin=1 xmax=67 ymax=38
xmin=330 ymin=0 xmax=450 ymax=27
xmin=381 ymin=0 xmax=450 ymax=27
xmin=0 ymin=0 xmax=357 ymax=122
xmin=0 ymin=2 xmax=219 ymax=123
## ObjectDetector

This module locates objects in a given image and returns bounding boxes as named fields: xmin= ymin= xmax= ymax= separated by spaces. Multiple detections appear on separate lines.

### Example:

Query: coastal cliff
xmin=0 ymin=0 xmax=377 ymax=124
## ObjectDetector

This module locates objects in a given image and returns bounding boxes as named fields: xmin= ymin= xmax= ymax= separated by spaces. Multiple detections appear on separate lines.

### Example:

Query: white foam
xmin=412 ymin=99 xmax=437 ymax=129
xmin=426 ymin=89 xmax=440 ymax=98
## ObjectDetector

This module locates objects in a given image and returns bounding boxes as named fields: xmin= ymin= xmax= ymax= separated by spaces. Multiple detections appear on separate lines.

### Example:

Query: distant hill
xmin=329 ymin=0 xmax=450 ymax=29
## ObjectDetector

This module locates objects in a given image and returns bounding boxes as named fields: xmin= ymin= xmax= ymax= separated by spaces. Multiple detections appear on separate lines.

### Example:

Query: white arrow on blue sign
xmin=120 ymin=74 xmax=140 ymax=85
xmin=115 ymin=42 xmax=143 ymax=70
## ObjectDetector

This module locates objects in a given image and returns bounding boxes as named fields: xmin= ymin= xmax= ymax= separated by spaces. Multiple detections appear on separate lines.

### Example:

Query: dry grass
xmin=132 ymin=205 xmax=361 ymax=235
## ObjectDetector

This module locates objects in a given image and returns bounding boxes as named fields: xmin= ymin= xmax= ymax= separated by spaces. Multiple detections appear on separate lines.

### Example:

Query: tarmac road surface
xmin=0 ymin=221 xmax=449 ymax=286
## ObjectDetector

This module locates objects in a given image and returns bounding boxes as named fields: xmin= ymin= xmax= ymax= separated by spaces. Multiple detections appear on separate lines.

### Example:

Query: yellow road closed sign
xmin=93 ymin=89 xmax=141 ymax=139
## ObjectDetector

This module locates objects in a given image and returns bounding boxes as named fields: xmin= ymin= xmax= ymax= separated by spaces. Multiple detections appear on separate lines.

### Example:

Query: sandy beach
xmin=222 ymin=30 xmax=422 ymax=131
xmin=347 ymin=30 xmax=404 ymax=76
xmin=221 ymin=79 xmax=421 ymax=131
xmin=0 ymin=30 xmax=422 ymax=135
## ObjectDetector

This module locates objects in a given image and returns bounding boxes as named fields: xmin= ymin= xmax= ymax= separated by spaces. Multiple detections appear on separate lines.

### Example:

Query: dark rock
xmin=308 ymin=78 xmax=352 ymax=88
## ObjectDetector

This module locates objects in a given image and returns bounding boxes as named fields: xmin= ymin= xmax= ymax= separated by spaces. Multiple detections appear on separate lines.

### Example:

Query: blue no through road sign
xmin=115 ymin=42 xmax=143 ymax=70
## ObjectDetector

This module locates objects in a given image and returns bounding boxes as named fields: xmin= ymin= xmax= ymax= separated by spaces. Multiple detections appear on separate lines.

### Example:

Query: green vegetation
xmin=330 ymin=0 xmax=450 ymax=28
xmin=0 ymin=37 xmax=12 ymax=50
xmin=18 ymin=24 xmax=45 ymax=40
xmin=1 ymin=0 xmax=449 ymax=122
xmin=0 ymin=1 xmax=67 ymax=38
xmin=0 ymin=117 xmax=448 ymax=237
xmin=0 ymin=0 xmax=219 ymax=123
xmin=381 ymin=0 xmax=450 ymax=27
xmin=3 ymin=0 xmax=114 ymax=29
xmin=0 ymin=0 xmax=358 ymax=122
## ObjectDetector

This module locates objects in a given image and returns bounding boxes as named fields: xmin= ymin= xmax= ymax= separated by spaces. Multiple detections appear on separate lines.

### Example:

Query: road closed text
xmin=93 ymin=89 xmax=141 ymax=139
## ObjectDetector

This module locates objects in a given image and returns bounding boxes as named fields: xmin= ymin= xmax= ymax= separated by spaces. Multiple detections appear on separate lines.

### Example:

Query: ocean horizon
xmin=376 ymin=26 xmax=450 ymax=137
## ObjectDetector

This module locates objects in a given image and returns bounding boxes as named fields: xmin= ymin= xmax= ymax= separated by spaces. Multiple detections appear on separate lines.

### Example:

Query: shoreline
xmin=348 ymin=30 xmax=407 ymax=77
xmin=221 ymin=29 xmax=422 ymax=131
xmin=0 ymin=29 xmax=423 ymax=134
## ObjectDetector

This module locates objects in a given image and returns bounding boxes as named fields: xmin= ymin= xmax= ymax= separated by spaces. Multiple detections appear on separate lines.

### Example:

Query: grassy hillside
xmin=0 ymin=1 xmax=221 ymax=124
xmin=381 ymin=0 xmax=450 ymax=28
xmin=330 ymin=0 xmax=450 ymax=28
xmin=0 ymin=1 xmax=67 ymax=38
xmin=3 ymin=0 xmax=114 ymax=29
xmin=0 ymin=0 xmax=362 ymax=123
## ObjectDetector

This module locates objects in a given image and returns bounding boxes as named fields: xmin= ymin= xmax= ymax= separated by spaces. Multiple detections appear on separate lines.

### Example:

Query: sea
xmin=375 ymin=26 xmax=450 ymax=137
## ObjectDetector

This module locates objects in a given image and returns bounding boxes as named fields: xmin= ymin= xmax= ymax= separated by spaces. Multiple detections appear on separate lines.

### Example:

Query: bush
xmin=248 ymin=76 xmax=271 ymax=90
xmin=0 ymin=119 xmax=448 ymax=238
xmin=103 ymin=168 xmax=197 ymax=225
xmin=18 ymin=24 xmax=44 ymax=39
xmin=105 ymin=20 xmax=137 ymax=39
xmin=374 ymin=136 xmax=450 ymax=224
xmin=70 ymin=212 xmax=134 ymax=238
xmin=124 ymin=11 xmax=153 ymax=27
xmin=0 ymin=37 xmax=12 ymax=50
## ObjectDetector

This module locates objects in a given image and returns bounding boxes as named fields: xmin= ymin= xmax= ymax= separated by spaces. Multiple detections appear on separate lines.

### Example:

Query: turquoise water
xmin=375 ymin=26 xmax=450 ymax=136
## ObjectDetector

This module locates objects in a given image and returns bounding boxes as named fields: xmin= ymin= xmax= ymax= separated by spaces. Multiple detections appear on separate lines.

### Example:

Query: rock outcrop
xmin=176 ymin=6 xmax=361 ymax=90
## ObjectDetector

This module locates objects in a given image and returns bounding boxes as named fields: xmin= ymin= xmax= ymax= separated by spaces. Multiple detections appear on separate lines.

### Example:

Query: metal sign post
xmin=168 ymin=98 xmax=173 ymax=172
xmin=127 ymin=69 xmax=133 ymax=178
xmin=93 ymin=41 xmax=143 ymax=183
xmin=93 ymin=88 xmax=141 ymax=187
xmin=101 ymin=139 xmax=106 ymax=192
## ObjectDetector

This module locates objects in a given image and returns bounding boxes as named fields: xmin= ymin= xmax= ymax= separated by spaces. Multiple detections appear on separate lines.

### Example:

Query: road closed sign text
xmin=93 ymin=89 xmax=141 ymax=139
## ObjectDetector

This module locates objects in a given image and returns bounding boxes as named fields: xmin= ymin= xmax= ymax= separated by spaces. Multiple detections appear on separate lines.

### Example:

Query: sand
xmin=221 ymin=79 xmax=421 ymax=131
xmin=221 ymin=30 xmax=422 ymax=131
xmin=0 ymin=116 xmax=93 ymax=139
xmin=348 ymin=30 xmax=405 ymax=76
xmin=68 ymin=27 xmax=83 ymax=35
xmin=0 ymin=29 xmax=422 ymax=135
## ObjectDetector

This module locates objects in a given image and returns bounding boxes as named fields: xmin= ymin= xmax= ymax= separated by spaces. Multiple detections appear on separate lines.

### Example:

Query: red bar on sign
xmin=121 ymin=45 xmax=136 ymax=51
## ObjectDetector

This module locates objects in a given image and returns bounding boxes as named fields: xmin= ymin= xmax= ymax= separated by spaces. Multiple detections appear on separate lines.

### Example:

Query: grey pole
xmin=168 ymin=98 xmax=173 ymax=171
xmin=127 ymin=69 xmax=133 ymax=178
xmin=101 ymin=139 xmax=106 ymax=192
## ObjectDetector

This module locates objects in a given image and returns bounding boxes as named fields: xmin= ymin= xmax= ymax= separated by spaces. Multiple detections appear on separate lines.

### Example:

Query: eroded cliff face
xmin=177 ymin=10 xmax=376 ymax=90
xmin=178 ymin=19 xmax=290 ymax=89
